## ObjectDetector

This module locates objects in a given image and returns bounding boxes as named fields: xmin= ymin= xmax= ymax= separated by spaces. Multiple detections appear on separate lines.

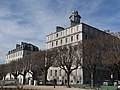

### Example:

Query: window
xmin=85 ymin=35 xmax=88 ymax=40
xmin=71 ymin=36 xmax=73 ymax=42
xmin=52 ymin=42 xmax=53 ymax=47
xmin=65 ymin=38 xmax=67 ymax=43
xmin=56 ymin=41 xmax=58 ymax=46
xmin=55 ymin=70 xmax=57 ymax=76
xmin=26 ymin=52 xmax=30 ymax=55
xmin=65 ymin=73 xmax=67 ymax=76
xmin=48 ymin=37 xmax=49 ymax=41
xmin=59 ymin=69 xmax=61 ymax=76
xmin=76 ymin=34 xmax=79 ymax=40
xmin=77 ymin=26 xmax=79 ymax=31
xmin=56 ymin=33 xmax=58 ymax=37
xmin=71 ymin=28 xmax=73 ymax=33
xmin=21 ymin=51 xmax=22 ymax=55
xmin=50 ymin=70 xmax=52 ymax=76
xmin=66 ymin=30 xmax=67 ymax=35
xmin=60 ymin=39 xmax=62 ymax=44
xmin=61 ymin=32 xmax=62 ymax=36
xmin=91 ymin=36 xmax=93 ymax=39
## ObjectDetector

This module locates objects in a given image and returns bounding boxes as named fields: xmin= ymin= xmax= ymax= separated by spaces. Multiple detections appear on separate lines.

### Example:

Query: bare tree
xmin=19 ymin=55 xmax=31 ymax=85
xmin=6 ymin=55 xmax=31 ymax=84
xmin=100 ymin=35 xmax=120 ymax=84
xmin=5 ymin=60 xmax=20 ymax=81
xmin=30 ymin=51 xmax=45 ymax=84
xmin=55 ymin=44 xmax=82 ymax=88
xmin=83 ymin=37 xmax=101 ymax=88
xmin=31 ymin=49 xmax=56 ymax=85
xmin=0 ymin=64 xmax=7 ymax=80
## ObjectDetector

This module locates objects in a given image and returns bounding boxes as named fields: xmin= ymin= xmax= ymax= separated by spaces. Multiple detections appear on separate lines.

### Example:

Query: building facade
xmin=5 ymin=42 xmax=39 ymax=63
xmin=46 ymin=11 xmax=110 ymax=85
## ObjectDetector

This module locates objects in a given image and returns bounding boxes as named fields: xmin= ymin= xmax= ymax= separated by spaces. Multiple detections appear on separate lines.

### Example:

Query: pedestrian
xmin=61 ymin=80 xmax=64 ymax=86
xmin=54 ymin=79 xmax=57 ymax=88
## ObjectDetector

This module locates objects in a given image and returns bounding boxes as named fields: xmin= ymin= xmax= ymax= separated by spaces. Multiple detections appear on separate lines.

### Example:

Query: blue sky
xmin=0 ymin=0 xmax=120 ymax=64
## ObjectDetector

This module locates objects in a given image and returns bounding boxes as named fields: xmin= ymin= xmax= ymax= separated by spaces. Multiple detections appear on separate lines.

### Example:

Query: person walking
xmin=54 ymin=79 xmax=57 ymax=88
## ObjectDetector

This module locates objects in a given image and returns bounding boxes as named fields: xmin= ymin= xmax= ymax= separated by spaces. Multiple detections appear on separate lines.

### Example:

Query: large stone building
xmin=5 ymin=42 xmax=39 ymax=63
xmin=46 ymin=11 xmax=110 ymax=85
xmin=46 ymin=11 xmax=105 ymax=49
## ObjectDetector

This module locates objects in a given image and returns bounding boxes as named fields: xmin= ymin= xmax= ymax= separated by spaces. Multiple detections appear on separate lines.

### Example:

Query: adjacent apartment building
xmin=5 ymin=42 xmax=39 ymax=63
xmin=46 ymin=11 xmax=110 ymax=84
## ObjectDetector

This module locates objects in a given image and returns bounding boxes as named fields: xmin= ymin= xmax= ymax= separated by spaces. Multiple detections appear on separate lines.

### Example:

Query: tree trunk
xmin=118 ymin=71 xmax=120 ymax=80
xmin=23 ymin=74 xmax=26 ymax=85
xmin=32 ymin=72 xmax=35 ymax=85
xmin=23 ymin=71 xmax=26 ymax=85
xmin=14 ymin=75 xmax=17 ymax=80
xmin=10 ymin=73 xmax=12 ymax=80
xmin=90 ymin=73 xmax=94 ymax=88
xmin=14 ymin=71 xmax=18 ymax=80
xmin=44 ymin=69 xmax=48 ymax=85
xmin=67 ymin=73 xmax=71 ymax=88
